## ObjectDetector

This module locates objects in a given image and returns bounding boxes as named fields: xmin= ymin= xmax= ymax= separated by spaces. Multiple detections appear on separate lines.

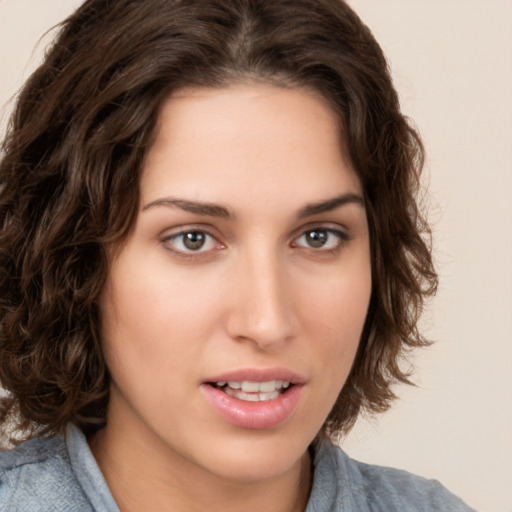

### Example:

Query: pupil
xmin=306 ymin=230 xmax=327 ymax=248
xmin=183 ymin=231 xmax=205 ymax=250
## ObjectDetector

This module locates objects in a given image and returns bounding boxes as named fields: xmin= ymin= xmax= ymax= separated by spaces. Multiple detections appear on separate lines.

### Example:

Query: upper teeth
xmin=216 ymin=380 xmax=290 ymax=392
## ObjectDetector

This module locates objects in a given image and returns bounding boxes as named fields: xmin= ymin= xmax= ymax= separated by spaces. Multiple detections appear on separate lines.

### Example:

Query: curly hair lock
xmin=0 ymin=0 xmax=437 ymax=442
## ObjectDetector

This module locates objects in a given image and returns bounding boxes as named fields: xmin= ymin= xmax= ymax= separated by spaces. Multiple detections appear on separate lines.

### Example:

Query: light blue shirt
xmin=0 ymin=424 xmax=476 ymax=511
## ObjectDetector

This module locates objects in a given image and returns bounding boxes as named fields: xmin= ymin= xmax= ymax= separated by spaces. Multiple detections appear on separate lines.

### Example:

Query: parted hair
xmin=0 ymin=0 xmax=437 ymax=442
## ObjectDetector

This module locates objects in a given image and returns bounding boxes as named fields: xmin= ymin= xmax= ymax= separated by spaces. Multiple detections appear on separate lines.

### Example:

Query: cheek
xmin=292 ymin=267 xmax=371 ymax=435
xmin=300 ymin=257 xmax=372 ymax=378
xmin=300 ymin=258 xmax=371 ymax=334
xmin=99 ymin=260 xmax=221 ymax=378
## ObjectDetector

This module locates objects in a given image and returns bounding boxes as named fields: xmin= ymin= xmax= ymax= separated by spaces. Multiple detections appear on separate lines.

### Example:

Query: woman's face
xmin=99 ymin=84 xmax=371 ymax=484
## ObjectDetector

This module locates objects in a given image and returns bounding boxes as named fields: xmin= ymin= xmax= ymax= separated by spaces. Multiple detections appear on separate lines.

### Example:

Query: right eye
xmin=163 ymin=229 xmax=220 ymax=255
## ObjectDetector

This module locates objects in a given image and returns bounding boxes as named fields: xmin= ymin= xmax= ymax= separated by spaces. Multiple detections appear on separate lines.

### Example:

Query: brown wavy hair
xmin=0 ymin=0 xmax=437 ymax=442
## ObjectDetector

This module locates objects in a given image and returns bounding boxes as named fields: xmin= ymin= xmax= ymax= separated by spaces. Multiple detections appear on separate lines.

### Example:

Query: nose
xmin=225 ymin=247 xmax=296 ymax=350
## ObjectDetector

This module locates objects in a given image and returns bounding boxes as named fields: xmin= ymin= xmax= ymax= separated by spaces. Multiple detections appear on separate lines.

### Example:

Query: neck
xmin=88 ymin=423 xmax=312 ymax=512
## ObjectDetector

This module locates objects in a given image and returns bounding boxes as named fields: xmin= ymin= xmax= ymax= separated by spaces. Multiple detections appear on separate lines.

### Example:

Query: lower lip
xmin=201 ymin=384 xmax=303 ymax=430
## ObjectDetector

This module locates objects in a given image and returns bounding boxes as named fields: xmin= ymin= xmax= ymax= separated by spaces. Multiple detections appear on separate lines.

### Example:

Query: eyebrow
xmin=297 ymin=193 xmax=364 ymax=218
xmin=142 ymin=198 xmax=231 ymax=218
xmin=142 ymin=192 xmax=364 ymax=219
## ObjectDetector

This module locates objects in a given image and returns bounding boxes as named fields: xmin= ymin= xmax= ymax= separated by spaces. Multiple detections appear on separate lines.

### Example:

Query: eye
xmin=163 ymin=229 xmax=220 ymax=254
xmin=292 ymin=228 xmax=348 ymax=251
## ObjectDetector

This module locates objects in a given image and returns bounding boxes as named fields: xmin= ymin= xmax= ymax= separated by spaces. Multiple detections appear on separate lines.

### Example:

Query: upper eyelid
xmin=161 ymin=224 xmax=219 ymax=239
xmin=291 ymin=222 xmax=350 ymax=239
xmin=159 ymin=220 xmax=351 ymax=243
xmin=160 ymin=223 xmax=350 ymax=240
xmin=161 ymin=224 xmax=218 ymax=239
xmin=292 ymin=227 xmax=348 ymax=243
xmin=297 ymin=218 xmax=349 ymax=229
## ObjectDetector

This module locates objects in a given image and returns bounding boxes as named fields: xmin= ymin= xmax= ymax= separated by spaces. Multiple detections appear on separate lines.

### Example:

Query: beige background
xmin=1 ymin=1 xmax=511 ymax=511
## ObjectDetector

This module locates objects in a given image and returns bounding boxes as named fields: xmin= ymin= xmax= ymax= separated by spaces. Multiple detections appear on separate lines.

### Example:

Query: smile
xmin=214 ymin=380 xmax=291 ymax=402
xmin=201 ymin=370 xmax=304 ymax=430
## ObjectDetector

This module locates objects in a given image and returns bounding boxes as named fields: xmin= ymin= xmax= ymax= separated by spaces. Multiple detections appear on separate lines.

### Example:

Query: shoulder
xmin=308 ymin=441 xmax=476 ymax=511
xmin=0 ymin=434 xmax=92 ymax=511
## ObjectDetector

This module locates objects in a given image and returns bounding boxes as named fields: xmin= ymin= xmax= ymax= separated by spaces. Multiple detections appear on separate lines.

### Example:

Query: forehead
xmin=141 ymin=84 xmax=361 ymax=211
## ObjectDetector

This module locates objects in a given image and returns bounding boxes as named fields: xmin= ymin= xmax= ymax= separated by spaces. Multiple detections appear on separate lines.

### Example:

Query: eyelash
xmin=162 ymin=226 xmax=350 ymax=258
xmin=162 ymin=228 xmax=221 ymax=256
xmin=291 ymin=227 xmax=350 ymax=253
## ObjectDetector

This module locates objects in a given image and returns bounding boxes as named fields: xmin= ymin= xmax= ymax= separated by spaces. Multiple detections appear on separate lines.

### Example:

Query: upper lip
xmin=204 ymin=367 xmax=307 ymax=385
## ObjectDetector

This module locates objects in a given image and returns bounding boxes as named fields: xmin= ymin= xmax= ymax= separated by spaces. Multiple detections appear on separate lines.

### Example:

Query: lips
xmin=213 ymin=380 xmax=290 ymax=402
xmin=201 ymin=368 xmax=306 ymax=430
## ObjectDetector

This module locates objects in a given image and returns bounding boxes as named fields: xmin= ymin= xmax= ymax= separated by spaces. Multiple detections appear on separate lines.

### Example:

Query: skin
xmin=90 ymin=84 xmax=372 ymax=511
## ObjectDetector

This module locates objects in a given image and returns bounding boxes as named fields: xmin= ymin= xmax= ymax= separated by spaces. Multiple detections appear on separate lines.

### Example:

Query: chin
xmin=195 ymin=429 xmax=312 ymax=483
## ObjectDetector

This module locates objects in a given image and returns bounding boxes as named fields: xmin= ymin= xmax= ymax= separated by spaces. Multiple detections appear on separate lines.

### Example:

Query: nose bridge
xmin=227 ymin=240 xmax=294 ymax=347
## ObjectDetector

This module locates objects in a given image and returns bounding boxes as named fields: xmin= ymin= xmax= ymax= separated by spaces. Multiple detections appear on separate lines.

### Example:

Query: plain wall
xmin=1 ymin=1 xmax=511 ymax=511
xmin=341 ymin=3 xmax=512 ymax=512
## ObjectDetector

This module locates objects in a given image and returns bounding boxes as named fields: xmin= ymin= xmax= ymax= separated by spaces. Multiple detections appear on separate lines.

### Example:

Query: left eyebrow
xmin=297 ymin=193 xmax=364 ymax=218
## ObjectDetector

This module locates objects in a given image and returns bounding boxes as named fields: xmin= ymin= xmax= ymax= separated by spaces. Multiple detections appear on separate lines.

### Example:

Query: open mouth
xmin=202 ymin=375 xmax=303 ymax=429
xmin=209 ymin=380 xmax=292 ymax=402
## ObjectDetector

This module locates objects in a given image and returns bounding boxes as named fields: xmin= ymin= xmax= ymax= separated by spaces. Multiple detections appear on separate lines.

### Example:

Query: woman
xmin=0 ymin=0 xmax=475 ymax=510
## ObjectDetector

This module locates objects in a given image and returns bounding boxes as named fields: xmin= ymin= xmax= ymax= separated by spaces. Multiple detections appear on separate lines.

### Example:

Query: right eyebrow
xmin=142 ymin=197 xmax=232 ymax=218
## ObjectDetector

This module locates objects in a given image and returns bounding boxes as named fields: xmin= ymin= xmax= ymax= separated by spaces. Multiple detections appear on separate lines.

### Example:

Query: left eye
xmin=164 ymin=230 xmax=218 ymax=253
xmin=293 ymin=228 xmax=346 ymax=250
